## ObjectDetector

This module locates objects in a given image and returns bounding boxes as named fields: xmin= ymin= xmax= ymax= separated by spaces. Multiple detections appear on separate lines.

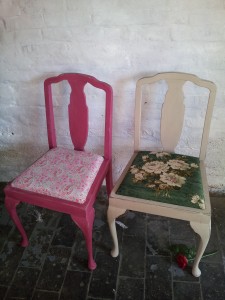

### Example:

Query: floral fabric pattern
xmin=116 ymin=151 xmax=205 ymax=210
xmin=12 ymin=147 xmax=104 ymax=204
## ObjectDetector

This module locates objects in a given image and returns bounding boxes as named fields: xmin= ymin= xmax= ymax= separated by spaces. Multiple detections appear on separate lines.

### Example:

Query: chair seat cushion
xmin=12 ymin=147 xmax=104 ymax=204
xmin=116 ymin=151 xmax=205 ymax=210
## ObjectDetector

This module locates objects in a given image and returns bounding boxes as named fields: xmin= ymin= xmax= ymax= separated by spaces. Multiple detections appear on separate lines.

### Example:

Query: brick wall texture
xmin=0 ymin=0 xmax=225 ymax=193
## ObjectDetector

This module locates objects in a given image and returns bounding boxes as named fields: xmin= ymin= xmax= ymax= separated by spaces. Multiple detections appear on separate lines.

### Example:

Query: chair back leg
xmin=106 ymin=162 xmax=113 ymax=196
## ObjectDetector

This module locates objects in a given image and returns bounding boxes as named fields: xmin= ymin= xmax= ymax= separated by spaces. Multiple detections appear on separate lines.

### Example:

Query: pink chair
xmin=4 ymin=73 xmax=113 ymax=270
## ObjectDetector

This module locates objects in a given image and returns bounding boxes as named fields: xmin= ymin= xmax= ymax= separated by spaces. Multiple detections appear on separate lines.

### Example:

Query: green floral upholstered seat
xmin=116 ymin=151 xmax=205 ymax=210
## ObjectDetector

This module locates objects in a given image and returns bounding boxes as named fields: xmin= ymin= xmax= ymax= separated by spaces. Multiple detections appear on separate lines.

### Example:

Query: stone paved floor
xmin=1 ymin=182 xmax=225 ymax=300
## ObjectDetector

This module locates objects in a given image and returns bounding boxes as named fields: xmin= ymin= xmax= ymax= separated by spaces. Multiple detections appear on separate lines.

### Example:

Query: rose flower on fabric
xmin=176 ymin=253 xmax=188 ymax=269
xmin=160 ymin=172 xmax=186 ymax=187
xmin=142 ymin=161 xmax=168 ymax=174
xmin=167 ymin=159 xmax=190 ymax=171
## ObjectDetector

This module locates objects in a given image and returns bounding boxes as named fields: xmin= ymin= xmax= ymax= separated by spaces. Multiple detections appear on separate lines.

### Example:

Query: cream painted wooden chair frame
xmin=108 ymin=72 xmax=216 ymax=277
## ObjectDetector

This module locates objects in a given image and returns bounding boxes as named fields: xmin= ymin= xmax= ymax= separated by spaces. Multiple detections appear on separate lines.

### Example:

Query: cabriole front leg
xmin=71 ymin=208 xmax=96 ymax=270
xmin=107 ymin=204 xmax=126 ymax=257
xmin=190 ymin=220 xmax=211 ymax=277
xmin=5 ymin=197 xmax=29 ymax=247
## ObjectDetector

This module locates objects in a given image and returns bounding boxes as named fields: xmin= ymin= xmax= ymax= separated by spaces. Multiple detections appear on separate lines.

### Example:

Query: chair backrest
xmin=134 ymin=72 xmax=216 ymax=160
xmin=44 ymin=73 xmax=113 ymax=159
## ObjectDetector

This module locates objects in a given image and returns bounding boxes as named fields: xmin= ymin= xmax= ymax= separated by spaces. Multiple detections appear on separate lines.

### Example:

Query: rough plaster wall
xmin=0 ymin=0 xmax=225 ymax=193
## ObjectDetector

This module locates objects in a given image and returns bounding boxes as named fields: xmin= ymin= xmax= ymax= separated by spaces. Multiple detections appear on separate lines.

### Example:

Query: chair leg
xmin=107 ymin=205 xmax=126 ymax=257
xmin=190 ymin=220 xmax=211 ymax=277
xmin=106 ymin=162 xmax=113 ymax=196
xmin=5 ymin=197 xmax=29 ymax=247
xmin=71 ymin=207 xmax=96 ymax=270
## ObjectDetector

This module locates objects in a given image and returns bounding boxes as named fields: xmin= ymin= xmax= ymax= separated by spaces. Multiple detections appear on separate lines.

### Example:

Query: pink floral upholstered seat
xmin=12 ymin=147 xmax=104 ymax=204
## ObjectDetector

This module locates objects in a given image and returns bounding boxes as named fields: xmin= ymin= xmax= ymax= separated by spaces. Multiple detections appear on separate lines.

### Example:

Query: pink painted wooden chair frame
xmin=4 ymin=73 xmax=113 ymax=270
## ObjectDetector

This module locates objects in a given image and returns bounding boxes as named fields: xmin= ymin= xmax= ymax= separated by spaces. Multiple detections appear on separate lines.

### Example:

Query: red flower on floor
xmin=170 ymin=244 xmax=217 ymax=270
xmin=176 ymin=253 xmax=188 ymax=269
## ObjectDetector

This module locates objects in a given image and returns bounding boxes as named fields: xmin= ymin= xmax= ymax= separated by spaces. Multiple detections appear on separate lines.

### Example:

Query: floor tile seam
xmin=167 ymin=224 xmax=198 ymax=278
xmin=2 ymin=262 xmax=22 ymax=300
xmin=144 ymin=219 xmax=147 ymax=300
xmin=172 ymin=280 xmax=203 ymax=300
xmin=46 ymin=270 xmax=67 ymax=299
xmin=62 ymin=269 xmax=91 ymax=274
xmin=2 ymin=230 xmax=33 ymax=299
xmin=214 ymin=217 xmax=225 ymax=260
xmin=200 ymin=260 xmax=225 ymax=266
xmin=199 ymin=279 xmax=204 ymax=300
xmin=0 ymin=240 xmax=7 ymax=255
xmin=30 ymin=260 xmax=48 ymax=298
xmin=168 ymin=223 xmax=175 ymax=300
xmin=2 ymin=286 xmax=9 ymax=300
xmin=113 ymin=228 xmax=125 ymax=300
xmin=173 ymin=279 xmax=201 ymax=284
xmin=123 ymin=232 xmax=145 ymax=237
xmin=12 ymin=265 xmax=42 ymax=270
xmin=38 ymin=247 xmax=74 ymax=294
xmin=87 ymin=297 xmax=114 ymax=300
xmin=222 ymin=248 xmax=225 ymax=265
xmin=0 ymin=218 xmax=18 ymax=255
xmin=49 ymin=244 xmax=75 ymax=250
xmin=85 ymin=245 xmax=99 ymax=300
xmin=32 ymin=288 xmax=59 ymax=293
xmin=118 ymin=275 xmax=145 ymax=280
xmin=18 ymin=212 xmax=60 ymax=270
xmin=0 ymin=285 xmax=8 ymax=300
xmin=40 ymin=210 xmax=62 ymax=236
xmin=217 ymin=239 xmax=225 ymax=253
xmin=57 ymin=241 xmax=79 ymax=299
xmin=57 ymin=269 xmax=72 ymax=300
xmin=65 ymin=234 xmax=78 ymax=273
xmin=30 ymin=216 xmax=62 ymax=299
xmin=31 ymin=288 xmax=60 ymax=298
xmin=0 ymin=219 xmax=26 ymax=297
xmin=146 ymin=254 xmax=171 ymax=258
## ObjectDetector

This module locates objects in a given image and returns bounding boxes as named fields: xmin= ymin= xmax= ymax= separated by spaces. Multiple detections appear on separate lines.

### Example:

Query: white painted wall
xmin=0 ymin=0 xmax=225 ymax=193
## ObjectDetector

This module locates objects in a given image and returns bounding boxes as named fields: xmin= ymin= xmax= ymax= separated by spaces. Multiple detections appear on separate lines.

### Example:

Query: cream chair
xmin=107 ymin=72 xmax=216 ymax=277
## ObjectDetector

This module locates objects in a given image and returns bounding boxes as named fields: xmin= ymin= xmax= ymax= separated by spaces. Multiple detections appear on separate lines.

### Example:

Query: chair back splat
xmin=4 ymin=73 xmax=113 ymax=270
xmin=44 ymin=73 xmax=113 ymax=158
xmin=108 ymin=72 xmax=216 ymax=278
